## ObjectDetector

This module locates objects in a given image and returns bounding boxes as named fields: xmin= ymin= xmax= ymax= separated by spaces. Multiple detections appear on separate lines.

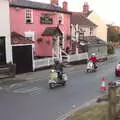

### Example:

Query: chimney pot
xmin=83 ymin=2 xmax=89 ymax=14
xmin=63 ymin=1 xmax=68 ymax=10
xmin=50 ymin=0 xmax=59 ymax=6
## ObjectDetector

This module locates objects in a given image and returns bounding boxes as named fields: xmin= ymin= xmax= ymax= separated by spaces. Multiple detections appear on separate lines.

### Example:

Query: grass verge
xmin=66 ymin=103 xmax=108 ymax=120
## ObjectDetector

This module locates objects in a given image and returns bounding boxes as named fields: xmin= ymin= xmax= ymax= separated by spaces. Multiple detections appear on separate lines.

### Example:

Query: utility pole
xmin=108 ymin=81 xmax=120 ymax=120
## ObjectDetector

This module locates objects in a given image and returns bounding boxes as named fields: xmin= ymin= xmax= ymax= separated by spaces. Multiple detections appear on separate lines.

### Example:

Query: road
xmin=0 ymin=49 xmax=120 ymax=120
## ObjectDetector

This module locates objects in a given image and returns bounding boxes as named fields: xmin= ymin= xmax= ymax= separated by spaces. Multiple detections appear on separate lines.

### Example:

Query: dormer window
xmin=25 ymin=9 xmax=33 ymax=24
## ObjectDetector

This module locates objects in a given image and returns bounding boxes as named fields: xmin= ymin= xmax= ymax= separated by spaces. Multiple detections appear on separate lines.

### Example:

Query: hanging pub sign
xmin=40 ymin=14 xmax=53 ymax=24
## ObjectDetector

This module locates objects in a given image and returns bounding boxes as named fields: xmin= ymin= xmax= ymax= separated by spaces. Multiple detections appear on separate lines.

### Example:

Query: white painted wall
xmin=71 ymin=24 xmax=96 ymax=41
xmin=87 ymin=11 xmax=107 ymax=42
xmin=0 ymin=0 xmax=12 ymax=63
xmin=79 ymin=26 xmax=96 ymax=36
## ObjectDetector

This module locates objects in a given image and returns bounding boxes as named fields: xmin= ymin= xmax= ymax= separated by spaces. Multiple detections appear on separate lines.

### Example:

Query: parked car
xmin=115 ymin=63 xmax=120 ymax=76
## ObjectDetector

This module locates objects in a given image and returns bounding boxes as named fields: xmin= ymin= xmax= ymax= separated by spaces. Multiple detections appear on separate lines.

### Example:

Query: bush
xmin=107 ymin=42 xmax=115 ymax=55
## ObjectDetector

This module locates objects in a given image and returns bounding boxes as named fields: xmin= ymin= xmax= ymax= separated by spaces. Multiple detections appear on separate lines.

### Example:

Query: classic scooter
xmin=86 ymin=60 xmax=97 ymax=73
xmin=48 ymin=69 xmax=68 ymax=89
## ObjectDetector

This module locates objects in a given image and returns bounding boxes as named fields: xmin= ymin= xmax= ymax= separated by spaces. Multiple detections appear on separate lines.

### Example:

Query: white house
xmin=71 ymin=12 xmax=97 ymax=54
xmin=81 ymin=2 xmax=107 ymax=42
xmin=71 ymin=12 xmax=97 ymax=41
xmin=71 ymin=11 xmax=107 ymax=60
xmin=0 ymin=0 xmax=12 ymax=64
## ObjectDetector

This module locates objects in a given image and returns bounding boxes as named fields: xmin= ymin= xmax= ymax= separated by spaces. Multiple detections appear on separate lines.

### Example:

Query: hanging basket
xmin=46 ymin=40 xmax=50 ymax=45
xmin=37 ymin=37 xmax=43 ymax=43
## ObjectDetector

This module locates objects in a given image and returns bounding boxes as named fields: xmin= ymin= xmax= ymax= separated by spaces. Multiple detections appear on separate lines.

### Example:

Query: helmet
xmin=92 ymin=53 xmax=96 ymax=56
xmin=50 ymin=69 xmax=55 ymax=73
xmin=54 ymin=58 xmax=60 ymax=64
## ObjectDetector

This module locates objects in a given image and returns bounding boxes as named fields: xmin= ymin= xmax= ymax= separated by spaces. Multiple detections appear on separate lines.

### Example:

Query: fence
xmin=33 ymin=53 xmax=88 ymax=70
xmin=68 ymin=52 xmax=88 ymax=62
xmin=33 ymin=58 xmax=54 ymax=70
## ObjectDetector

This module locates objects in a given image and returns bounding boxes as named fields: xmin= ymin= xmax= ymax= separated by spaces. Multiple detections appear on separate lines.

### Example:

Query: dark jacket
xmin=54 ymin=62 xmax=65 ymax=72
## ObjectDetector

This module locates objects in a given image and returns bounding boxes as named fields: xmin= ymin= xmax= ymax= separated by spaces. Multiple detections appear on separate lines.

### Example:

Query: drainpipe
xmin=32 ymin=44 xmax=35 ymax=71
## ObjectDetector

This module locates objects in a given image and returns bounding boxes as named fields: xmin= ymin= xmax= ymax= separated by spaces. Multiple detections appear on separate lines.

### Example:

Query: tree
xmin=107 ymin=25 xmax=120 ymax=42
xmin=107 ymin=42 xmax=115 ymax=55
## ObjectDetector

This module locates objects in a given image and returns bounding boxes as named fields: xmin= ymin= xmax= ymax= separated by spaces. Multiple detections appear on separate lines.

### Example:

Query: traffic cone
xmin=100 ymin=77 xmax=107 ymax=93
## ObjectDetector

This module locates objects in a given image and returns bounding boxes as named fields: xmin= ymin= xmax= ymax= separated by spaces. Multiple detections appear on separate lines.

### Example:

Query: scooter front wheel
xmin=62 ymin=81 xmax=66 ymax=86
xmin=86 ymin=69 xmax=90 ymax=73
xmin=49 ymin=83 xmax=55 ymax=89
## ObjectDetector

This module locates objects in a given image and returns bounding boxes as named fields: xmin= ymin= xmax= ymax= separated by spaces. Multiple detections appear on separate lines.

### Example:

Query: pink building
xmin=9 ymin=0 xmax=71 ymax=58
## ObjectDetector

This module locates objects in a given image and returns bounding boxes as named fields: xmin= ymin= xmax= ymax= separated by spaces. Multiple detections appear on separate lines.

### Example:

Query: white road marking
xmin=9 ymin=83 xmax=22 ymax=89
xmin=30 ymin=89 xmax=42 ymax=96
xmin=13 ymin=87 xmax=42 ymax=94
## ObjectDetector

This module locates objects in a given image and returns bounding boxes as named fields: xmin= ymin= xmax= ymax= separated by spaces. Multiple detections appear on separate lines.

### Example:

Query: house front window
xmin=25 ymin=9 xmax=33 ymax=24
xmin=24 ymin=31 xmax=35 ymax=41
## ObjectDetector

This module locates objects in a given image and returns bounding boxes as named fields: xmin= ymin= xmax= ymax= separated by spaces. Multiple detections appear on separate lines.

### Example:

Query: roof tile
xmin=10 ymin=0 xmax=71 ymax=14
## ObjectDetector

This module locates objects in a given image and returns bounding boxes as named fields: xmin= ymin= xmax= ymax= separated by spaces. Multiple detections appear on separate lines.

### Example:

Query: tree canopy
xmin=107 ymin=25 xmax=120 ymax=42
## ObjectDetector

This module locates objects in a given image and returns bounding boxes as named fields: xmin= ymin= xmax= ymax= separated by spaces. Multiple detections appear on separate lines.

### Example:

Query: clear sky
xmin=30 ymin=0 xmax=120 ymax=26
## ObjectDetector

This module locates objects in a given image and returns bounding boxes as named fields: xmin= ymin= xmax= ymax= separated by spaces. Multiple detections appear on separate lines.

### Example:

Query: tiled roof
xmin=71 ymin=11 xmax=93 ymax=17
xmin=42 ymin=27 xmax=62 ymax=36
xmin=84 ymin=36 xmax=107 ymax=47
xmin=71 ymin=12 xmax=97 ymax=27
xmin=10 ymin=0 xmax=71 ymax=14
xmin=11 ymin=32 xmax=34 ymax=45
xmin=82 ymin=11 xmax=93 ymax=17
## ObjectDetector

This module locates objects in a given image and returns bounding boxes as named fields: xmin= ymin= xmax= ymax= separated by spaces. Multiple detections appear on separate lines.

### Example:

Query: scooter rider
xmin=89 ymin=53 xmax=97 ymax=69
xmin=53 ymin=58 xmax=65 ymax=80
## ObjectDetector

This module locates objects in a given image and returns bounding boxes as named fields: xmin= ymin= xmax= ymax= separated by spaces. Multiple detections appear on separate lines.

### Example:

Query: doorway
xmin=12 ymin=45 xmax=33 ymax=74
xmin=0 ymin=37 xmax=6 ymax=65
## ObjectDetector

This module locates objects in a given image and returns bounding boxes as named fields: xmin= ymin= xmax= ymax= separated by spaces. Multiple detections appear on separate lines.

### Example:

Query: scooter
xmin=48 ymin=69 xmax=68 ymax=89
xmin=86 ymin=60 xmax=97 ymax=73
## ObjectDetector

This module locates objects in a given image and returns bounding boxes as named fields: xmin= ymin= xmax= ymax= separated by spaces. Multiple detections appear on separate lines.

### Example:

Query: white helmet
xmin=50 ymin=69 xmax=55 ymax=73
xmin=92 ymin=53 xmax=96 ymax=56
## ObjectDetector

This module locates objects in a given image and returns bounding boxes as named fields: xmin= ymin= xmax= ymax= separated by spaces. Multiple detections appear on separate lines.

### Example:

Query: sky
xmin=30 ymin=0 xmax=120 ymax=26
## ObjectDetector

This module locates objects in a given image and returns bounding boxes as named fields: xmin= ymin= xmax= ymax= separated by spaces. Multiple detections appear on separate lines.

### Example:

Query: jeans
xmin=57 ymin=71 xmax=63 ymax=80
xmin=93 ymin=62 xmax=97 ymax=69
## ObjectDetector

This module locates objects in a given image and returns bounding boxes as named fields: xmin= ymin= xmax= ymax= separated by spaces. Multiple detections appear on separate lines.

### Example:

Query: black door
xmin=0 ymin=37 xmax=6 ymax=65
xmin=12 ymin=45 xmax=33 ymax=74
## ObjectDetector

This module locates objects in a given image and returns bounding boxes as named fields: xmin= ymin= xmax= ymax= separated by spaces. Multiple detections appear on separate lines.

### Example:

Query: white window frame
xmin=25 ymin=9 xmax=33 ymax=24
xmin=90 ymin=27 xmax=94 ymax=36
xmin=57 ymin=14 xmax=64 ymax=24
xmin=24 ymin=31 xmax=35 ymax=41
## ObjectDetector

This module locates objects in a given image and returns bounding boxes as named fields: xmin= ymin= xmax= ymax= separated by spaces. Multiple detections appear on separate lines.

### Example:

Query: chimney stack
xmin=9 ymin=0 xmax=16 ymax=3
xmin=83 ymin=2 xmax=89 ymax=14
xmin=50 ymin=0 xmax=59 ymax=6
xmin=63 ymin=1 xmax=68 ymax=10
